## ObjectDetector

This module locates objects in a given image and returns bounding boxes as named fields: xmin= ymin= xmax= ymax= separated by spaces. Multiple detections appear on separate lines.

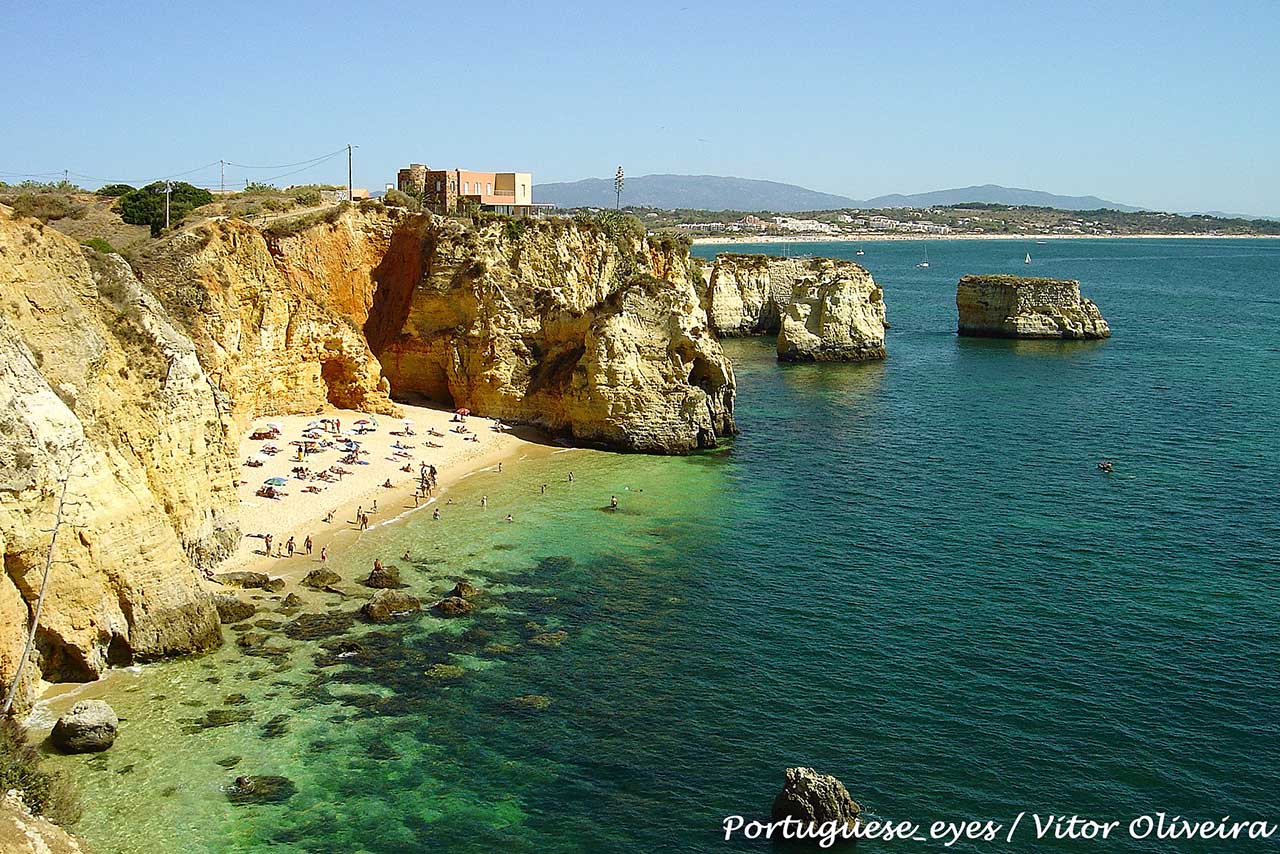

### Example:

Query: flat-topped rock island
xmin=956 ymin=275 xmax=1110 ymax=339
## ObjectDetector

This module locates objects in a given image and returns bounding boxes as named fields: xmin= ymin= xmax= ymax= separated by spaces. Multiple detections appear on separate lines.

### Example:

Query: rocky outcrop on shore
xmin=777 ymin=260 xmax=888 ymax=362
xmin=956 ymin=275 xmax=1110 ymax=339
xmin=369 ymin=216 xmax=736 ymax=453
xmin=49 ymin=700 xmax=118 ymax=753
xmin=702 ymin=254 xmax=804 ymax=335
xmin=704 ymin=254 xmax=888 ymax=361
xmin=1 ymin=211 xmax=228 ymax=713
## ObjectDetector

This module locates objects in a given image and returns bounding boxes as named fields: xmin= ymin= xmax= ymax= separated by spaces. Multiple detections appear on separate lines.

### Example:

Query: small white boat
xmin=916 ymin=246 xmax=930 ymax=268
xmin=855 ymin=247 xmax=865 ymax=256
xmin=1024 ymin=253 xmax=1032 ymax=264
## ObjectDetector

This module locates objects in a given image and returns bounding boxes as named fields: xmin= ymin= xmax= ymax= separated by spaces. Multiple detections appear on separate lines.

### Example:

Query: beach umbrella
xmin=455 ymin=408 xmax=470 ymax=416
xmin=264 ymin=477 xmax=287 ymax=486
xmin=354 ymin=419 xmax=372 ymax=426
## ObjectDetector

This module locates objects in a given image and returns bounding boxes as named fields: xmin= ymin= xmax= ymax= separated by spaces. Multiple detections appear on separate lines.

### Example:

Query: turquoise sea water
xmin=44 ymin=238 xmax=1280 ymax=852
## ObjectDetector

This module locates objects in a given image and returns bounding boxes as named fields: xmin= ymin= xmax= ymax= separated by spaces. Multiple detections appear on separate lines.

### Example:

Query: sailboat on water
xmin=916 ymin=245 xmax=930 ymax=268
xmin=1025 ymin=252 xmax=1032 ymax=265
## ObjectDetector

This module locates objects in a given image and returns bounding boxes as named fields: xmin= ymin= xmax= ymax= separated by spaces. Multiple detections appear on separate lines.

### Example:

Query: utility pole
xmin=615 ymin=165 xmax=624 ymax=210
xmin=347 ymin=143 xmax=353 ymax=202
xmin=163 ymin=180 xmax=173 ymax=229
xmin=220 ymin=160 xmax=225 ymax=195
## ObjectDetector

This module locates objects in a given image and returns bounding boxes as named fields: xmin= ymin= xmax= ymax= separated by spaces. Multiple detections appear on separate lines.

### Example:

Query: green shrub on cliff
xmin=0 ymin=718 xmax=82 ymax=825
xmin=81 ymin=237 xmax=117 ymax=254
xmin=95 ymin=183 xmax=135 ymax=197
xmin=118 ymin=181 xmax=213 ymax=235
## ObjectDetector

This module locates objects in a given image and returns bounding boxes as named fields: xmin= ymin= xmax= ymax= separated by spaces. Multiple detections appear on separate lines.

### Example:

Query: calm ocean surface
xmin=44 ymin=238 xmax=1280 ymax=852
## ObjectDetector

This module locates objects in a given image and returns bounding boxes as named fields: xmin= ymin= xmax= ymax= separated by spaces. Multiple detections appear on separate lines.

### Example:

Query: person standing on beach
xmin=320 ymin=546 xmax=327 ymax=563
xmin=286 ymin=536 xmax=295 ymax=557
xmin=568 ymin=472 xmax=574 ymax=482
xmin=372 ymin=499 xmax=378 ymax=513
xmin=264 ymin=534 xmax=272 ymax=556
xmin=497 ymin=462 xmax=502 ymax=473
xmin=304 ymin=535 xmax=313 ymax=554
xmin=481 ymin=495 xmax=488 ymax=508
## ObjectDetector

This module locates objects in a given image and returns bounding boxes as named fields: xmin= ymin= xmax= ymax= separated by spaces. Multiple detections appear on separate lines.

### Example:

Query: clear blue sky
xmin=3 ymin=0 xmax=1278 ymax=213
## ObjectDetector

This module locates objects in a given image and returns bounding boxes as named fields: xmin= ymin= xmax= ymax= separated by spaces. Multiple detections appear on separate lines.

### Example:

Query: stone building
xmin=396 ymin=164 xmax=539 ymax=215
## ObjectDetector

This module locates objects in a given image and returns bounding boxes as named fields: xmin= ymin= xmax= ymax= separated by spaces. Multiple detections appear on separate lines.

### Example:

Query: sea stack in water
xmin=956 ymin=275 xmax=1110 ymax=339
xmin=771 ymin=767 xmax=862 ymax=835
xmin=777 ymin=259 xmax=887 ymax=362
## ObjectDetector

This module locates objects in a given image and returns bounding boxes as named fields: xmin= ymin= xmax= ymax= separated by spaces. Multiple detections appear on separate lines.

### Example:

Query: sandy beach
xmin=217 ymin=403 xmax=547 ymax=585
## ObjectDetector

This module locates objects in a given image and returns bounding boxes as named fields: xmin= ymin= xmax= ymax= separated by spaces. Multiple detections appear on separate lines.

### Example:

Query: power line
xmin=225 ymin=147 xmax=349 ymax=170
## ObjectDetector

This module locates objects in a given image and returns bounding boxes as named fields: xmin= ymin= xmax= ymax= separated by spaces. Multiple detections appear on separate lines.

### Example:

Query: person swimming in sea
xmin=433 ymin=508 xmax=441 ymax=520
xmin=610 ymin=495 xmax=618 ymax=509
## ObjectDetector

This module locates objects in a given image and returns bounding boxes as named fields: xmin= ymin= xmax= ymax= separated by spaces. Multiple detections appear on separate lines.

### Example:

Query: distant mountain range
xmin=859 ymin=184 xmax=1143 ymax=212
xmin=534 ymin=175 xmax=1143 ymax=213
xmin=534 ymin=174 xmax=856 ymax=212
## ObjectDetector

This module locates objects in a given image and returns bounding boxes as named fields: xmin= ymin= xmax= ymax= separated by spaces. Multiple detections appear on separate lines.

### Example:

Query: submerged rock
xmin=226 ymin=775 xmax=297 ymax=805
xmin=528 ymin=630 xmax=568 ymax=648
xmin=770 ymin=767 xmax=861 ymax=834
xmin=282 ymin=611 xmax=356 ymax=640
xmin=447 ymin=581 xmax=479 ymax=600
xmin=50 ymin=700 xmax=119 ymax=753
xmin=424 ymin=663 xmax=465 ymax=679
xmin=213 ymin=594 xmax=257 ymax=624
xmin=777 ymin=260 xmax=887 ymax=362
xmin=301 ymin=569 xmax=342 ymax=589
xmin=505 ymin=694 xmax=552 ymax=712
xmin=956 ymin=275 xmax=1110 ymax=339
xmin=360 ymin=590 xmax=422 ymax=622
xmin=432 ymin=596 xmax=476 ymax=618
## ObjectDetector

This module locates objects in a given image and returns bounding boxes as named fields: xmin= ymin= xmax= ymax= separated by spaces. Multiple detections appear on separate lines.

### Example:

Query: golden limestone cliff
xmin=0 ymin=211 xmax=231 ymax=713
xmin=131 ymin=213 xmax=401 ymax=430
xmin=0 ymin=205 xmax=739 ymax=708
xmin=364 ymin=215 xmax=737 ymax=453
xmin=776 ymin=259 xmax=888 ymax=362
xmin=704 ymin=253 xmax=889 ymax=361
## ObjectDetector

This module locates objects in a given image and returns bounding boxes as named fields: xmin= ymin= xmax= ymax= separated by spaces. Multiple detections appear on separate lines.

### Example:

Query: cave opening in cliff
xmin=320 ymin=356 xmax=367 ymax=410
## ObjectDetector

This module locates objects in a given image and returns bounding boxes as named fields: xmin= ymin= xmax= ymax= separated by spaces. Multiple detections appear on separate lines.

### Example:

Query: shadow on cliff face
xmin=363 ymin=223 xmax=427 ymax=360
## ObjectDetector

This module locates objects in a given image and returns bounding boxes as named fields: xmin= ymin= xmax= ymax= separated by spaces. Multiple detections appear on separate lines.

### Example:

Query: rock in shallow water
xmin=213 ymin=594 xmax=257 ymax=624
xmin=50 ymin=700 xmax=118 ymax=753
xmin=226 ymin=775 xmax=297 ymax=805
xmin=432 ymin=596 xmax=476 ymax=617
xmin=770 ymin=767 xmax=861 ymax=832
xmin=361 ymin=564 xmax=402 ymax=589
xmin=301 ymin=569 xmax=342 ymax=589
xmin=360 ymin=590 xmax=422 ymax=622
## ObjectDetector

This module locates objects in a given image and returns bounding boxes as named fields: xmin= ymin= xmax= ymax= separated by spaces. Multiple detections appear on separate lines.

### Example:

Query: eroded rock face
xmin=0 ymin=212 xmax=227 ymax=713
xmin=777 ymin=260 xmax=887 ymax=362
xmin=371 ymin=218 xmax=737 ymax=453
xmin=0 ymin=790 xmax=85 ymax=853
xmin=703 ymin=254 xmax=804 ymax=335
xmin=771 ymin=767 xmax=862 ymax=833
xmin=956 ymin=275 xmax=1110 ymax=339
xmin=132 ymin=214 xmax=401 ymax=429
